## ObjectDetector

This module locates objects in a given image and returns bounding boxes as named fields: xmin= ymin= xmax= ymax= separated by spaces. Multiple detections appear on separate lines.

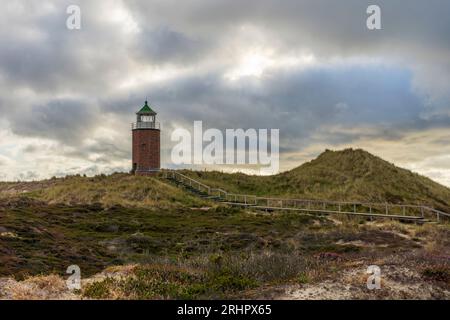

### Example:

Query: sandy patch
xmin=276 ymin=265 xmax=449 ymax=300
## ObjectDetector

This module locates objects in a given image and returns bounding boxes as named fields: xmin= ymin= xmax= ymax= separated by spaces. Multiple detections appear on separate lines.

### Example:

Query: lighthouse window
xmin=141 ymin=116 xmax=154 ymax=122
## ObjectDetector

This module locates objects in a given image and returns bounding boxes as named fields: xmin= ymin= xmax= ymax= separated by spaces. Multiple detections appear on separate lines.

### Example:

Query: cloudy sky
xmin=0 ymin=0 xmax=450 ymax=186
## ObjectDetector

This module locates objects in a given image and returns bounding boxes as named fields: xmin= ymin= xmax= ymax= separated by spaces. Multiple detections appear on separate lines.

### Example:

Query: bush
xmin=421 ymin=266 xmax=450 ymax=283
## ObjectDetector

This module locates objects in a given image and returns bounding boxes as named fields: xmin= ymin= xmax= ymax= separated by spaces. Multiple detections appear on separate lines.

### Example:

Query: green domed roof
xmin=137 ymin=101 xmax=156 ymax=114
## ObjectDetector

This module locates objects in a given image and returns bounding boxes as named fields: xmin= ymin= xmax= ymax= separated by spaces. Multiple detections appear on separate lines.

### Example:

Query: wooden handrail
xmin=163 ymin=170 xmax=449 ymax=222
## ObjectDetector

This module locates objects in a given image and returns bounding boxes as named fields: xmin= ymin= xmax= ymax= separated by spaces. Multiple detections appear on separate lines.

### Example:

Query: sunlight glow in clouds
xmin=0 ymin=0 xmax=450 ymax=187
xmin=106 ymin=1 xmax=140 ymax=34
xmin=118 ymin=66 xmax=189 ymax=90
xmin=225 ymin=50 xmax=317 ymax=81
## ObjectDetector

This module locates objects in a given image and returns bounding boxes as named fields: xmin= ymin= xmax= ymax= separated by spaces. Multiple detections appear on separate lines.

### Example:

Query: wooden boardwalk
xmin=163 ymin=171 xmax=450 ymax=223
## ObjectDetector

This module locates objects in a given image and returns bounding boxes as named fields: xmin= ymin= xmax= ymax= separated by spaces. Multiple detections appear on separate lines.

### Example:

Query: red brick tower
xmin=131 ymin=101 xmax=160 ymax=175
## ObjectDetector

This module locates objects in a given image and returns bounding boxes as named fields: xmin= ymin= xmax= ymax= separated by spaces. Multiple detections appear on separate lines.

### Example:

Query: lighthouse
xmin=131 ymin=101 xmax=160 ymax=175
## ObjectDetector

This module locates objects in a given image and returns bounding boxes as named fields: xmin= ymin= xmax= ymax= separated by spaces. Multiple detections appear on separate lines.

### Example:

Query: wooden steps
xmin=163 ymin=170 xmax=449 ymax=223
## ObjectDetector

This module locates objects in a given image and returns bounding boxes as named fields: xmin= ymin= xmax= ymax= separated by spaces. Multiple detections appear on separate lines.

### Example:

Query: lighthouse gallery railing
xmin=132 ymin=122 xmax=160 ymax=130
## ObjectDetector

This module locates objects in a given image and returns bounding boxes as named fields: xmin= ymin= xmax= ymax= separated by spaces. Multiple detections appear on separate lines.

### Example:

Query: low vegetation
xmin=179 ymin=149 xmax=450 ymax=212
xmin=0 ymin=149 xmax=448 ymax=299
xmin=0 ymin=173 xmax=206 ymax=209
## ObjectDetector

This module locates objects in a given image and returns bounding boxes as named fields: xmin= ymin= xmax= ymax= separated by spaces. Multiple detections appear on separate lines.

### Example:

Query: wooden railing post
xmin=164 ymin=171 xmax=449 ymax=223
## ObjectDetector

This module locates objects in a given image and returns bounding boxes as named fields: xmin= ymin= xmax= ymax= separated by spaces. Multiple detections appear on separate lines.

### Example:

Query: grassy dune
xmin=0 ymin=148 xmax=449 ymax=299
xmin=0 ymin=173 xmax=206 ymax=209
xmin=180 ymin=149 xmax=450 ymax=211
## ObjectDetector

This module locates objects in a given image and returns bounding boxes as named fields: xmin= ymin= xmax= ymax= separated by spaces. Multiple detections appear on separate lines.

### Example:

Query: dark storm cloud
xmin=10 ymin=98 xmax=99 ymax=145
xmin=125 ymin=0 xmax=450 ymax=54
xmin=134 ymin=26 xmax=212 ymax=65
xmin=0 ymin=1 xmax=136 ymax=94
xmin=2 ymin=0 xmax=449 ymax=100
xmin=22 ymin=145 xmax=39 ymax=154
xmin=63 ymin=139 xmax=130 ymax=162
xmin=122 ymin=0 xmax=450 ymax=119
xmin=2 ymin=0 xmax=450 ymax=94
xmin=131 ymin=63 xmax=432 ymax=148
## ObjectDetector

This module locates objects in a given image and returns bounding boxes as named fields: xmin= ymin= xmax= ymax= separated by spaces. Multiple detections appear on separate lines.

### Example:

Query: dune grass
xmin=0 ymin=148 xmax=449 ymax=299
xmin=7 ymin=173 xmax=208 ymax=209
xmin=178 ymin=149 xmax=450 ymax=211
